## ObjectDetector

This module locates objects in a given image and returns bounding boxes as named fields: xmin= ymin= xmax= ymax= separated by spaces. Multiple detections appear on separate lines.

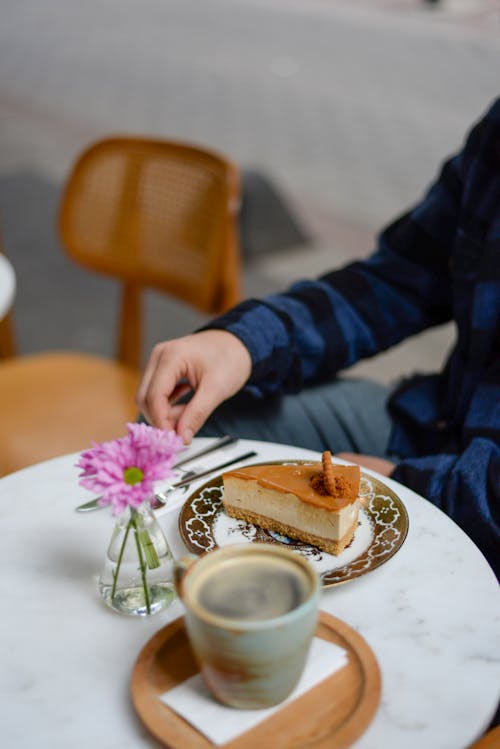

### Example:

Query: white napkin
xmin=160 ymin=635 xmax=348 ymax=745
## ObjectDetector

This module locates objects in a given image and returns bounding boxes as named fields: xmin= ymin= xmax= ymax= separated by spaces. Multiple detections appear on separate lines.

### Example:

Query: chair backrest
xmin=59 ymin=136 xmax=242 ymax=368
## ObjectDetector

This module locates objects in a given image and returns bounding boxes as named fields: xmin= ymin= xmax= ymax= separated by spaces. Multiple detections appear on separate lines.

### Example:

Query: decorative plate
xmin=178 ymin=461 xmax=409 ymax=587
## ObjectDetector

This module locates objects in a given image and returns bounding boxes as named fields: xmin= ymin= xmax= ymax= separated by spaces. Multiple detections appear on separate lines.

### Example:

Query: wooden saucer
xmin=131 ymin=611 xmax=381 ymax=749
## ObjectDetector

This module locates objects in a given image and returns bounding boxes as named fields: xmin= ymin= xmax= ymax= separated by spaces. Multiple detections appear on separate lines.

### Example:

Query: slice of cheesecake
xmin=222 ymin=454 xmax=360 ymax=555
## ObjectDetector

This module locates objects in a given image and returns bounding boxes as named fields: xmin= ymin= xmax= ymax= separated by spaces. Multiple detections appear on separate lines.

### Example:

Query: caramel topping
xmin=310 ymin=474 xmax=330 ymax=495
xmin=316 ymin=450 xmax=356 ymax=498
xmin=310 ymin=472 xmax=353 ymax=498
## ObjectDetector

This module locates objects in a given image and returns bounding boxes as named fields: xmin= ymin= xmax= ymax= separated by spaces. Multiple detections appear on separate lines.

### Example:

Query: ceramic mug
xmin=174 ymin=543 xmax=321 ymax=709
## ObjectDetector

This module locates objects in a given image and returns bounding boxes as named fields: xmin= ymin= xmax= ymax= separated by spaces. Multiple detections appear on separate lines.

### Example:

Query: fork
xmin=150 ymin=450 xmax=258 ymax=509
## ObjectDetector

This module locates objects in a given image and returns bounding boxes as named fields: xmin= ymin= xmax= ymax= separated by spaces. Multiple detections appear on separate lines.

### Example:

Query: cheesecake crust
xmin=224 ymin=503 xmax=358 ymax=555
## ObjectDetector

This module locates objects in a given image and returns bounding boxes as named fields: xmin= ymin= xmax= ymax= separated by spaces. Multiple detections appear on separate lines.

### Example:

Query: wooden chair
xmin=0 ymin=224 xmax=140 ymax=476
xmin=59 ymin=136 xmax=241 ymax=369
xmin=0 ymin=352 xmax=141 ymax=476
xmin=0 ymin=137 xmax=242 ymax=476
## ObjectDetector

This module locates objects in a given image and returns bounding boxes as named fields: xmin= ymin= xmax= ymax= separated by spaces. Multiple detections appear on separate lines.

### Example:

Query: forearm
xmin=203 ymin=241 xmax=454 ymax=396
xmin=202 ymin=285 xmax=373 ymax=395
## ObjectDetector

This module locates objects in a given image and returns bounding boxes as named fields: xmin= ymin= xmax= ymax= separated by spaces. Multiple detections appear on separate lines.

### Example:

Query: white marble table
xmin=0 ymin=253 xmax=16 ymax=320
xmin=1 ymin=438 xmax=499 ymax=749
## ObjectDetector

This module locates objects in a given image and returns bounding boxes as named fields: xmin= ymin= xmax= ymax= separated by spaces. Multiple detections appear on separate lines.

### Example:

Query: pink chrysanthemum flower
xmin=76 ymin=423 xmax=185 ymax=515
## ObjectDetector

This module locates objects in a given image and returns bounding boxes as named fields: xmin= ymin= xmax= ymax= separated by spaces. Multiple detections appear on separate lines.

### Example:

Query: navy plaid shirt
xmin=207 ymin=98 xmax=500 ymax=576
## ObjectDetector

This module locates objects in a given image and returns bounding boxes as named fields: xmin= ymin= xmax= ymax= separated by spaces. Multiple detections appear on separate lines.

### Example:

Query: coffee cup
xmin=174 ymin=543 xmax=320 ymax=709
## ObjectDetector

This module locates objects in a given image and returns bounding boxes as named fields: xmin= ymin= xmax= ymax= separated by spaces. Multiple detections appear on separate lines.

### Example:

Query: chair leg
xmin=118 ymin=284 xmax=142 ymax=370
xmin=0 ymin=312 xmax=17 ymax=358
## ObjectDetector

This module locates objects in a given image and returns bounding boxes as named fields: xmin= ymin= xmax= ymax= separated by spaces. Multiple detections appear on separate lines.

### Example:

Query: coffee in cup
xmin=175 ymin=543 xmax=320 ymax=709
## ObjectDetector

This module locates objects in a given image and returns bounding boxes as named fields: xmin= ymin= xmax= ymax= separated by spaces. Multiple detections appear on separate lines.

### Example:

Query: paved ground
xmin=0 ymin=0 xmax=499 ymax=382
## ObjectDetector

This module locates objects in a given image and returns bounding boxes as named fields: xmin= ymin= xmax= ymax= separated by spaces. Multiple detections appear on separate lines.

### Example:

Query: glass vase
xmin=98 ymin=503 xmax=176 ymax=616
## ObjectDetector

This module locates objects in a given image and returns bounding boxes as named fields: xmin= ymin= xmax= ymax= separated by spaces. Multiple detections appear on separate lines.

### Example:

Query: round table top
xmin=1 ymin=438 xmax=498 ymax=749
xmin=0 ymin=253 xmax=16 ymax=320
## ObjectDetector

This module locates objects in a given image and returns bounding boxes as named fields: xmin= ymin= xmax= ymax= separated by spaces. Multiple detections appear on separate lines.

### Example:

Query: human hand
xmin=135 ymin=330 xmax=252 ymax=443
xmin=336 ymin=452 xmax=396 ymax=476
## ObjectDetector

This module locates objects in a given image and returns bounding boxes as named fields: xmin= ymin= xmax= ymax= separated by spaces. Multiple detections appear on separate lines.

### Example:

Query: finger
xmin=157 ymin=403 xmax=186 ymax=434
xmin=146 ymin=377 xmax=182 ymax=430
xmin=141 ymin=353 xmax=189 ymax=430
xmin=135 ymin=345 xmax=163 ymax=418
xmin=169 ymin=381 xmax=193 ymax=404
xmin=176 ymin=379 xmax=224 ymax=443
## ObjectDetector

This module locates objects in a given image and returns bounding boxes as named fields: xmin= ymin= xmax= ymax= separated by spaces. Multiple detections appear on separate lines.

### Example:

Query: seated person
xmin=136 ymin=97 xmax=500 ymax=579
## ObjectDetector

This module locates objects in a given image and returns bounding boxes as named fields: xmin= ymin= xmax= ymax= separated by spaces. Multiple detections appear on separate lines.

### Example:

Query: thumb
xmin=177 ymin=382 xmax=224 ymax=443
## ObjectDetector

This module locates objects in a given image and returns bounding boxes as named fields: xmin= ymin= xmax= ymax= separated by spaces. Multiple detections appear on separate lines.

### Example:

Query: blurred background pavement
xmin=1 ymin=0 xmax=499 ymax=382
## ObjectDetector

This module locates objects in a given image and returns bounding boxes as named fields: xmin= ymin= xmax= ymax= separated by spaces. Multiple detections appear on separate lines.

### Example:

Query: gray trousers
xmin=199 ymin=377 xmax=394 ymax=458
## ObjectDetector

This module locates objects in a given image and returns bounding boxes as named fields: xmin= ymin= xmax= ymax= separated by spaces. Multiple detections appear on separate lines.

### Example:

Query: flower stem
xmin=111 ymin=515 xmax=132 ymax=601
xmin=131 ymin=510 xmax=151 ymax=614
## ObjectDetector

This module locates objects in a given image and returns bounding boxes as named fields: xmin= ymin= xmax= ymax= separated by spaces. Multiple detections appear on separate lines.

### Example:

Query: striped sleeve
xmin=203 ymin=148 xmax=469 ymax=395
xmin=203 ymin=102 xmax=495 ymax=396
